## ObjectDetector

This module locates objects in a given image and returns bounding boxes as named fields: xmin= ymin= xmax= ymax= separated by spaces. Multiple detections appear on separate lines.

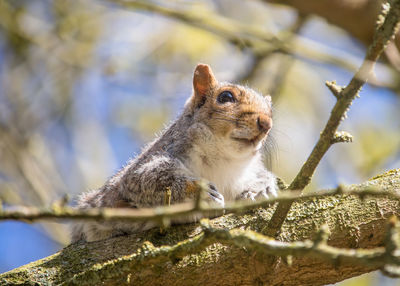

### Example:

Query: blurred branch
xmin=0 ymin=1 xmax=32 ymax=56
xmin=236 ymin=12 xmax=308 ymax=95
xmin=264 ymin=0 xmax=400 ymax=91
xmin=0 ymin=0 xmax=104 ymax=245
xmin=263 ymin=13 xmax=308 ymax=97
xmin=108 ymin=0 xmax=363 ymax=74
xmin=263 ymin=0 xmax=382 ymax=45
xmin=265 ymin=0 xmax=400 ymax=238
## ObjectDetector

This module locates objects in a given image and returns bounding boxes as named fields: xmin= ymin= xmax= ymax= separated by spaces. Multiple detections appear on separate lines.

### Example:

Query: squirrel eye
xmin=217 ymin=91 xmax=235 ymax=104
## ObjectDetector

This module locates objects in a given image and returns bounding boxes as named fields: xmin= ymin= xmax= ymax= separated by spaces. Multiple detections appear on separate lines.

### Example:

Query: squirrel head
xmin=185 ymin=63 xmax=273 ymax=154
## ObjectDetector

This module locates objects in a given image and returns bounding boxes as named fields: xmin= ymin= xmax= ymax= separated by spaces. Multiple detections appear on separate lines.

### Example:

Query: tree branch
xmin=265 ymin=0 xmax=400 ymax=238
xmin=107 ymin=0 xmax=361 ymax=73
xmin=0 ymin=185 xmax=399 ymax=223
xmin=1 ymin=169 xmax=399 ymax=285
xmin=1 ymin=2 xmax=399 ymax=285
xmin=291 ymin=0 xmax=400 ymax=191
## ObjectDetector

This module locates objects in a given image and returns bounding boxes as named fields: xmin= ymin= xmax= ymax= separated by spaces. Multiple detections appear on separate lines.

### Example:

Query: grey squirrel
xmin=72 ymin=64 xmax=277 ymax=242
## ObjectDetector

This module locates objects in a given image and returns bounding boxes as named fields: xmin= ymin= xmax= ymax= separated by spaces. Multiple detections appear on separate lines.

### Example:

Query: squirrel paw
xmin=206 ymin=183 xmax=225 ymax=207
xmin=237 ymin=189 xmax=258 ymax=201
xmin=237 ymin=186 xmax=276 ymax=202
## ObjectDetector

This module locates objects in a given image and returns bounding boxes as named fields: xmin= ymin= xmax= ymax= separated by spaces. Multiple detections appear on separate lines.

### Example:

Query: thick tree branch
xmin=0 ymin=169 xmax=400 ymax=285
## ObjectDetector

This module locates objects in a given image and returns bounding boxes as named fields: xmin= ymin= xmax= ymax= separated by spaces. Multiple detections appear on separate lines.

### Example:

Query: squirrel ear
xmin=192 ymin=64 xmax=217 ymax=107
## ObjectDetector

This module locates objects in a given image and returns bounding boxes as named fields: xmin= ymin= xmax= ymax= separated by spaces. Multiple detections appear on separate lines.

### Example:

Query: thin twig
xmin=0 ymin=185 xmax=398 ymax=223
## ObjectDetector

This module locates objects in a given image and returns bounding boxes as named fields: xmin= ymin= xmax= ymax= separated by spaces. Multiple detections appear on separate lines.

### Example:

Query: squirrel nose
xmin=257 ymin=115 xmax=272 ymax=133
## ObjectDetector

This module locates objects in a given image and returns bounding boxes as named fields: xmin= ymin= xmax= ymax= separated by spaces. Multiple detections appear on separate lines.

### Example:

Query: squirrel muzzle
xmin=257 ymin=114 xmax=272 ymax=134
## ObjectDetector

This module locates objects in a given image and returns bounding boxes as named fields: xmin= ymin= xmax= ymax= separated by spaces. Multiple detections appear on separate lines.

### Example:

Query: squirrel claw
xmin=237 ymin=190 xmax=258 ymax=201
xmin=255 ymin=188 xmax=270 ymax=200
xmin=207 ymin=183 xmax=225 ymax=207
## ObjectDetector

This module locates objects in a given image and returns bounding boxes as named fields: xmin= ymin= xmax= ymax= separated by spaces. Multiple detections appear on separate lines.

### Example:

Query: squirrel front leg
xmin=124 ymin=154 xmax=224 ymax=208
xmin=73 ymin=154 xmax=224 ymax=242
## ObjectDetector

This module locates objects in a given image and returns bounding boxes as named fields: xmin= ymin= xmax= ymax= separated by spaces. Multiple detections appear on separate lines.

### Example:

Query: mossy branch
xmin=1 ymin=169 xmax=400 ymax=285
xmin=0 ymin=184 xmax=399 ymax=223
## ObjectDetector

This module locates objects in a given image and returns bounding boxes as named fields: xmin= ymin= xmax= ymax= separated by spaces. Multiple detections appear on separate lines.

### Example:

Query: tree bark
xmin=1 ymin=169 xmax=400 ymax=286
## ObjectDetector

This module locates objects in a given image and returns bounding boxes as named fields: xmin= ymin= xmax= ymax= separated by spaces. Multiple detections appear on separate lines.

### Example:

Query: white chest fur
xmin=187 ymin=137 xmax=260 ymax=201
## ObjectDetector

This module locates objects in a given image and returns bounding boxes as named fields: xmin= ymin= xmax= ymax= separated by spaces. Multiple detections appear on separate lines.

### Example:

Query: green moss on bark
xmin=1 ymin=169 xmax=399 ymax=286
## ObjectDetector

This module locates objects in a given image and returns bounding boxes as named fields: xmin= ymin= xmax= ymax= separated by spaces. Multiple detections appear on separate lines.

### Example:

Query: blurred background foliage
xmin=0 ymin=0 xmax=399 ymax=284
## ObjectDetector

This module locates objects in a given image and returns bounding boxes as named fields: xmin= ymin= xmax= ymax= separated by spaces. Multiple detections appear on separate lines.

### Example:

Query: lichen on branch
xmin=1 ymin=169 xmax=400 ymax=285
